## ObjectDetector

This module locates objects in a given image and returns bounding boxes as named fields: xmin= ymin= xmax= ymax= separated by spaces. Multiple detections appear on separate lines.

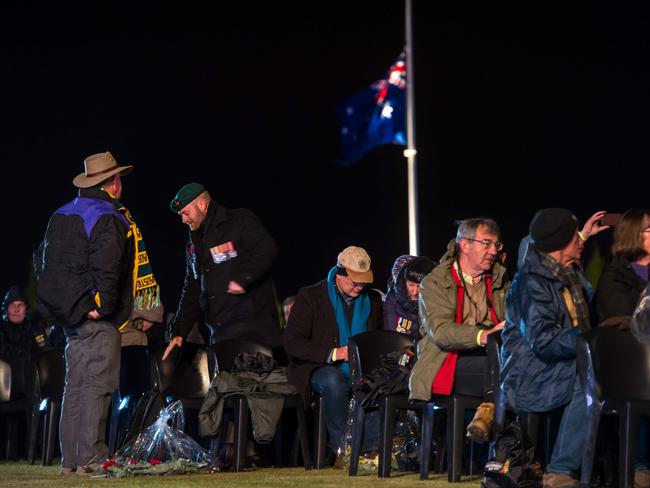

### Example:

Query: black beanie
xmin=529 ymin=208 xmax=579 ymax=253
xmin=2 ymin=286 xmax=27 ymax=321
xmin=403 ymin=256 xmax=436 ymax=284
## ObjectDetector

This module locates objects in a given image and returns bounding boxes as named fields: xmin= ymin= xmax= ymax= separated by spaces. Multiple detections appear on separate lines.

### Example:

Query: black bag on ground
xmin=481 ymin=418 xmax=542 ymax=488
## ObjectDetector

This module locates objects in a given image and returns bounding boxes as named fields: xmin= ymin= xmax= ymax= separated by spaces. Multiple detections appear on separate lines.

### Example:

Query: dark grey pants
xmin=59 ymin=320 xmax=120 ymax=469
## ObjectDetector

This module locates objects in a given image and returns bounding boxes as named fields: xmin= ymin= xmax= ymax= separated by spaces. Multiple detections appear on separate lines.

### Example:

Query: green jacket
xmin=409 ymin=239 xmax=511 ymax=401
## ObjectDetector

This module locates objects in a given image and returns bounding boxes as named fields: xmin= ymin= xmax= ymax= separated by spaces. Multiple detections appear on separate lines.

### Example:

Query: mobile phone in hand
xmin=600 ymin=213 xmax=622 ymax=227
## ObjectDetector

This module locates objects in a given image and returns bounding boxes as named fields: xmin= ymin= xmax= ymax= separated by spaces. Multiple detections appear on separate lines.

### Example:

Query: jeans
xmin=547 ymin=376 xmax=586 ymax=476
xmin=637 ymin=417 xmax=649 ymax=470
xmin=310 ymin=365 xmax=379 ymax=453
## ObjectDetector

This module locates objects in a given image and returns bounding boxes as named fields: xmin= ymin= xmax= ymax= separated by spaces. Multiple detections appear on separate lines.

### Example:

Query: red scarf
xmin=431 ymin=266 xmax=499 ymax=395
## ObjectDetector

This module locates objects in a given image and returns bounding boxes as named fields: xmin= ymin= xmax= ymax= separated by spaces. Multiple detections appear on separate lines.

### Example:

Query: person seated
xmin=383 ymin=255 xmax=435 ymax=340
xmin=283 ymin=246 xmax=383 ymax=467
xmin=594 ymin=208 xmax=650 ymax=486
xmin=501 ymin=208 xmax=593 ymax=488
xmin=409 ymin=218 xmax=509 ymax=442
xmin=0 ymin=286 xmax=46 ymax=357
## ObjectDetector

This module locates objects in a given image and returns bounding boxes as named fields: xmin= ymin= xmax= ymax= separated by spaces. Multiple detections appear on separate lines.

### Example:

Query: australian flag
xmin=338 ymin=53 xmax=407 ymax=165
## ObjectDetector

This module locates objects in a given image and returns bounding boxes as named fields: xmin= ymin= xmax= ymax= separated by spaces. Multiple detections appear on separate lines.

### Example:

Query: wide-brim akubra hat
xmin=72 ymin=151 xmax=133 ymax=188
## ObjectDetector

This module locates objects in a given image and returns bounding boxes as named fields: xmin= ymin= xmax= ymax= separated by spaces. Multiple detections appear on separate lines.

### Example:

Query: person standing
xmin=163 ymin=183 xmax=280 ymax=360
xmin=37 ymin=151 xmax=135 ymax=475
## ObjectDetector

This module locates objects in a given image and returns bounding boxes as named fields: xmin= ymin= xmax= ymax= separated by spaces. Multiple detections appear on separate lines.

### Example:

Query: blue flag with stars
xmin=338 ymin=53 xmax=407 ymax=165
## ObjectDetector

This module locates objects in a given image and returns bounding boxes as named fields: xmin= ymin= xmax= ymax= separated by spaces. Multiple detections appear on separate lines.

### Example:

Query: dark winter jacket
xmin=172 ymin=202 xmax=281 ymax=347
xmin=594 ymin=255 xmax=647 ymax=327
xmin=283 ymin=280 xmax=383 ymax=402
xmin=37 ymin=188 xmax=134 ymax=329
xmin=500 ymin=246 xmax=593 ymax=412
xmin=0 ymin=318 xmax=39 ymax=357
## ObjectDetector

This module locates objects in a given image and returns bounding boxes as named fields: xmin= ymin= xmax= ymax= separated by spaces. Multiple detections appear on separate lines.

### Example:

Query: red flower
xmin=129 ymin=458 xmax=137 ymax=465
xmin=150 ymin=458 xmax=161 ymax=465
xmin=102 ymin=460 xmax=118 ymax=470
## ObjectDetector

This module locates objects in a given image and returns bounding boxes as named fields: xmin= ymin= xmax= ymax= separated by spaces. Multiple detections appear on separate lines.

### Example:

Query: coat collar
xmin=433 ymin=239 xmax=508 ymax=289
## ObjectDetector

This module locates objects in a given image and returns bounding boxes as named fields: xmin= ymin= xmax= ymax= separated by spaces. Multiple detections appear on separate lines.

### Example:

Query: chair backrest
xmin=578 ymin=327 xmax=650 ymax=403
xmin=211 ymin=339 xmax=273 ymax=375
xmin=348 ymin=330 xmax=415 ymax=384
xmin=0 ymin=358 xmax=11 ymax=401
xmin=119 ymin=345 xmax=151 ymax=398
xmin=149 ymin=342 xmax=211 ymax=400
xmin=32 ymin=350 xmax=66 ymax=401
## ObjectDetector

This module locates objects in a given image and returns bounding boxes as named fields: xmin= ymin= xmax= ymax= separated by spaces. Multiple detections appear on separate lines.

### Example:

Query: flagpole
xmin=404 ymin=0 xmax=419 ymax=256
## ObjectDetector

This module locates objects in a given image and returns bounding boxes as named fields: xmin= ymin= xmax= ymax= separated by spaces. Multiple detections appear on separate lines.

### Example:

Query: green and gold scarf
xmin=116 ymin=202 xmax=161 ymax=313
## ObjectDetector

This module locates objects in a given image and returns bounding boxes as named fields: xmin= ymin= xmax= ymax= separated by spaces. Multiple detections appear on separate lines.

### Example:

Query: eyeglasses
xmin=464 ymin=238 xmax=504 ymax=252
xmin=345 ymin=275 xmax=367 ymax=289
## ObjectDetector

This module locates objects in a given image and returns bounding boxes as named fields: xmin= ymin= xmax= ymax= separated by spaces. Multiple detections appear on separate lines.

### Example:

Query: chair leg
xmin=44 ymin=401 xmax=60 ymax=466
xmin=233 ymin=397 xmax=249 ymax=472
xmin=378 ymin=396 xmax=396 ymax=478
xmin=619 ymin=402 xmax=639 ymax=488
xmin=315 ymin=396 xmax=327 ymax=469
xmin=108 ymin=391 xmax=120 ymax=457
xmin=295 ymin=399 xmax=313 ymax=469
xmin=27 ymin=403 xmax=40 ymax=465
xmin=448 ymin=397 xmax=465 ymax=483
xmin=580 ymin=400 xmax=602 ymax=488
xmin=348 ymin=404 xmax=366 ymax=476
xmin=420 ymin=402 xmax=436 ymax=480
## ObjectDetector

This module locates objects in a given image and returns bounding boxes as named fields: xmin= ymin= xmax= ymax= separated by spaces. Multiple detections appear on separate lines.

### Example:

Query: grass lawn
xmin=0 ymin=461 xmax=482 ymax=487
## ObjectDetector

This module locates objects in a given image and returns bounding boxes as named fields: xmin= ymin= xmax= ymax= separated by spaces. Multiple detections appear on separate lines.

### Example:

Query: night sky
xmin=3 ymin=3 xmax=650 ymax=311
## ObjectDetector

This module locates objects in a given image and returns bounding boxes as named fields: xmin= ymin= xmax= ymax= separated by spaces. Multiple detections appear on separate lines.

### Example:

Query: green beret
xmin=170 ymin=182 xmax=205 ymax=212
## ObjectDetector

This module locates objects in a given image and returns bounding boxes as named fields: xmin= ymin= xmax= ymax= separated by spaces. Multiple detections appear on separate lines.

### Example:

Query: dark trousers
xmin=60 ymin=320 xmax=120 ymax=468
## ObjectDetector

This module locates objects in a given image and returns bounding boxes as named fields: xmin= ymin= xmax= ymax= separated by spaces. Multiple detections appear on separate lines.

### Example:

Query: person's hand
xmin=227 ymin=281 xmax=245 ymax=294
xmin=142 ymin=320 xmax=154 ymax=332
xmin=581 ymin=210 xmax=609 ymax=239
xmin=480 ymin=320 xmax=505 ymax=345
xmin=162 ymin=336 xmax=183 ymax=360
xmin=335 ymin=346 xmax=349 ymax=361
xmin=87 ymin=309 xmax=101 ymax=320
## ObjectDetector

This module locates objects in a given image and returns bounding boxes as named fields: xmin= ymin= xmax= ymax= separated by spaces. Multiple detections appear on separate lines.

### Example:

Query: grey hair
xmin=455 ymin=218 xmax=501 ymax=245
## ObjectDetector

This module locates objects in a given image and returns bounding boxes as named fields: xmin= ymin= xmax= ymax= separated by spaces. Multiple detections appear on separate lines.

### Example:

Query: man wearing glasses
xmin=410 ymin=218 xmax=510 ymax=443
xmin=283 ymin=246 xmax=383 ymax=468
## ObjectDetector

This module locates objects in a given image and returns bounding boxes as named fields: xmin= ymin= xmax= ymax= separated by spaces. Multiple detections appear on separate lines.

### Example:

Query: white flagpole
xmin=404 ymin=0 xmax=419 ymax=256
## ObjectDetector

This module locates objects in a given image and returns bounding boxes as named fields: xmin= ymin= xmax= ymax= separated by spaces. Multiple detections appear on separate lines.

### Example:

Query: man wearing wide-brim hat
xmin=163 ymin=182 xmax=281 ymax=361
xmin=37 ymin=151 xmax=136 ymax=475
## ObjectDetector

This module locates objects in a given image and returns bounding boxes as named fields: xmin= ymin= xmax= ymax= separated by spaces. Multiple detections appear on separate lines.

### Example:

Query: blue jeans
xmin=548 ymin=376 xmax=586 ymax=476
xmin=310 ymin=365 xmax=379 ymax=453
xmin=636 ymin=417 xmax=649 ymax=470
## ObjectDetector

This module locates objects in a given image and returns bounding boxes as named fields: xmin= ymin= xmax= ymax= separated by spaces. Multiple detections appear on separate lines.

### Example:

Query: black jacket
xmin=283 ymin=280 xmax=383 ymax=401
xmin=172 ymin=202 xmax=281 ymax=347
xmin=37 ymin=188 xmax=134 ymax=328
xmin=594 ymin=255 xmax=647 ymax=326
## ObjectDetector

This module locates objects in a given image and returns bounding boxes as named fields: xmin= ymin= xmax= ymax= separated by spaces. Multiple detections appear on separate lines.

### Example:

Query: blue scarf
xmin=327 ymin=266 xmax=371 ymax=378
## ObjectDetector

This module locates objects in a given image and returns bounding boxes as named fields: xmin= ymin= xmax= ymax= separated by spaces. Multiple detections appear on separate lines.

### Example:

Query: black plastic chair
xmin=27 ymin=349 xmax=65 ymax=465
xmin=211 ymin=339 xmax=313 ymax=471
xmin=577 ymin=327 xmax=650 ymax=488
xmin=108 ymin=345 xmax=151 ymax=456
xmin=490 ymin=333 xmax=554 ymax=470
xmin=149 ymin=342 xmax=212 ymax=439
xmin=347 ymin=330 xmax=415 ymax=476
xmin=0 ymin=355 xmax=34 ymax=460
xmin=312 ymin=393 xmax=328 ymax=469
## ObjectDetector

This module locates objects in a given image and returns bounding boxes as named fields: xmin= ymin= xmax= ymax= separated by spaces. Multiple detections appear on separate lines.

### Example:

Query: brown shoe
xmin=76 ymin=463 xmax=103 ymax=475
xmin=635 ymin=469 xmax=650 ymax=488
xmin=333 ymin=453 xmax=345 ymax=470
xmin=59 ymin=466 xmax=75 ymax=475
xmin=542 ymin=472 xmax=579 ymax=488
xmin=466 ymin=402 xmax=494 ymax=443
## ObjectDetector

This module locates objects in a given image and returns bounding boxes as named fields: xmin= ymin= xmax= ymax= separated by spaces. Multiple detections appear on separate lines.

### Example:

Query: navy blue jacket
xmin=500 ymin=246 xmax=592 ymax=412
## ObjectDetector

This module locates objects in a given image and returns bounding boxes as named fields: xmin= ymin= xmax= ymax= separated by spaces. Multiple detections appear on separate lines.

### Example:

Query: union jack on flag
xmin=338 ymin=53 xmax=407 ymax=165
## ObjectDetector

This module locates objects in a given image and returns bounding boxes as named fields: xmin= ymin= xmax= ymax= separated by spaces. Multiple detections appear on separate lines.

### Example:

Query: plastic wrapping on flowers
xmin=106 ymin=400 xmax=217 ymax=476
xmin=340 ymin=398 xmax=420 ymax=473
xmin=632 ymin=284 xmax=650 ymax=344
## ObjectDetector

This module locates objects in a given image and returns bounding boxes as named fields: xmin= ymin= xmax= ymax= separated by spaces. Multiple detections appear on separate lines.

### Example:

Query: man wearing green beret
xmin=163 ymin=183 xmax=281 ymax=359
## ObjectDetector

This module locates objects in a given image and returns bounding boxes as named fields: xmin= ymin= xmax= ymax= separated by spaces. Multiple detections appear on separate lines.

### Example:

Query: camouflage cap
xmin=337 ymin=246 xmax=374 ymax=283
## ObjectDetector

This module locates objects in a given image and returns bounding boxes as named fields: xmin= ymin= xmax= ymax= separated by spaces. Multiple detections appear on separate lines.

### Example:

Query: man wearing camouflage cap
xmin=163 ymin=183 xmax=280 ymax=360
xmin=283 ymin=246 xmax=383 ymax=467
